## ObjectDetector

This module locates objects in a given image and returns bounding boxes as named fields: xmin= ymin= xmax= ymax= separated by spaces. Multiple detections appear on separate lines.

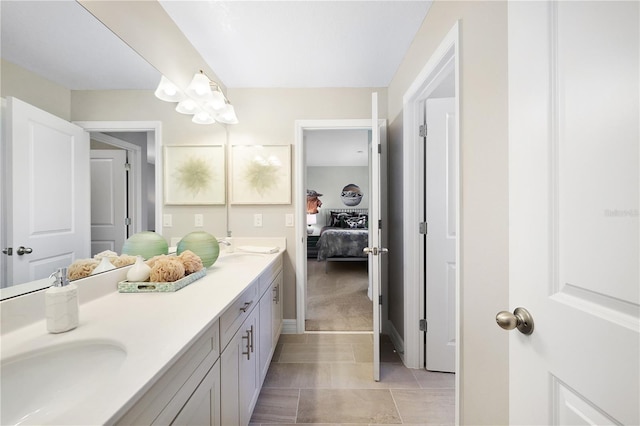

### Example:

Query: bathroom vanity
xmin=0 ymin=242 xmax=284 ymax=426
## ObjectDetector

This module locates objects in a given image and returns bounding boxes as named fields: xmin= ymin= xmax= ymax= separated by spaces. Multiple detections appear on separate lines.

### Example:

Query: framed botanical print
xmin=230 ymin=145 xmax=291 ymax=204
xmin=164 ymin=145 xmax=225 ymax=205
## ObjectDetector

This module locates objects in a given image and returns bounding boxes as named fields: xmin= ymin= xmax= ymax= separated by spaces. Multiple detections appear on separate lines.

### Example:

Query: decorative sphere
xmin=177 ymin=231 xmax=220 ymax=268
xmin=122 ymin=231 xmax=169 ymax=260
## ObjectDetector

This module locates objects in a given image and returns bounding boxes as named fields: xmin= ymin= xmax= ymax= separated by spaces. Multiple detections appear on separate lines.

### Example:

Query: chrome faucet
xmin=217 ymin=238 xmax=231 ymax=246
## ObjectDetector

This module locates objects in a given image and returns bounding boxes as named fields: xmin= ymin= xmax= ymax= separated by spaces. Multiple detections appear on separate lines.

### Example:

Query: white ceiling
xmin=0 ymin=1 xmax=160 ymax=90
xmin=1 ymin=0 xmax=431 ymax=90
xmin=305 ymin=129 xmax=370 ymax=167
xmin=159 ymin=1 xmax=432 ymax=88
xmin=1 ymin=1 xmax=431 ymax=165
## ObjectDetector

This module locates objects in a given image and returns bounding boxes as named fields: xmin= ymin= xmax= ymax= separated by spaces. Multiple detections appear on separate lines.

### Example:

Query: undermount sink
xmin=217 ymin=252 xmax=266 ymax=264
xmin=1 ymin=340 xmax=126 ymax=425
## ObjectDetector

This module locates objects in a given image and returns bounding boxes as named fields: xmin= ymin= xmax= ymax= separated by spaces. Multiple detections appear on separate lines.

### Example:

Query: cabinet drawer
xmin=220 ymin=279 xmax=259 ymax=350
xmin=258 ymin=255 xmax=283 ymax=296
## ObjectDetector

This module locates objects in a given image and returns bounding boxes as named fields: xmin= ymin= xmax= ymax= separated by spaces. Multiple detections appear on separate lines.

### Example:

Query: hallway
xmin=250 ymin=333 xmax=455 ymax=425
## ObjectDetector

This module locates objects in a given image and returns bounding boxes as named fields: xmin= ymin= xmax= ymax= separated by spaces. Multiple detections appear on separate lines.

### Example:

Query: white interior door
xmin=5 ymin=97 xmax=90 ymax=286
xmin=425 ymin=97 xmax=456 ymax=373
xmin=508 ymin=2 xmax=639 ymax=424
xmin=90 ymin=149 xmax=128 ymax=255
xmin=367 ymin=92 xmax=386 ymax=381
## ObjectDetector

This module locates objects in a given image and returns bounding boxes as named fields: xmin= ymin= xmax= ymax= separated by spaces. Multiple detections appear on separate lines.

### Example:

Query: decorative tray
xmin=117 ymin=269 xmax=207 ymax=293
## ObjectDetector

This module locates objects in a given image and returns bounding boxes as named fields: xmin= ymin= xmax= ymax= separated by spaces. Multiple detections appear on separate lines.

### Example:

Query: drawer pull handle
xmin=239 ymin=300 xmax=253 ymax=313
xmin=242 ymin=329 xmax=251 ymax=359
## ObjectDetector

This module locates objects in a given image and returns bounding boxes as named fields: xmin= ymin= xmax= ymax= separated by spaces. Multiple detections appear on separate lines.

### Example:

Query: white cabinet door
xmin=271 ymin=271 xmax=283 ymax=345
xmin=221 ymin=307 xmax=260 ymax=426
xmin=508 ymin=2 xmax=639 ymax=424
xmin=259 ymin=283 xmax=273 ymax=385
xmin=171 ymin=361 xmax=220 ymax=426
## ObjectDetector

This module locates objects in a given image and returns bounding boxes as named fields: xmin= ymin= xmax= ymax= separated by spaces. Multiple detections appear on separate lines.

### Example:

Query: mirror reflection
xmin=1 ymin=1 xmax=161 ymax=295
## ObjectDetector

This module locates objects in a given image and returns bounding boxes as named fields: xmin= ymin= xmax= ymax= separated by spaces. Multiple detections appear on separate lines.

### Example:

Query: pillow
xmin=330 ymin=211 xmax=368 ymax=228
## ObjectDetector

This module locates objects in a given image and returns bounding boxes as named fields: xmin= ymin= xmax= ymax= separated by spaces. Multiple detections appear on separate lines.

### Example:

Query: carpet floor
xmin=305 ymin=259 xmax=372 ymax=331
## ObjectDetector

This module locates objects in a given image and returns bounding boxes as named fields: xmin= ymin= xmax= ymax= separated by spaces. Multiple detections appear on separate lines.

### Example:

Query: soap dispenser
xmin=46 ymin=267 xmax=79 ymax=333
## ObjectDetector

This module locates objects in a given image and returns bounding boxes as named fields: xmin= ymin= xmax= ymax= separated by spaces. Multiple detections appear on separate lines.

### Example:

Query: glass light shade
xmin=216 ymin=104 xmax=239 ymax=124
xmin=204 ymin=90 xmax=226 ymax=112
xmin=185 ymin=73 xmax=212 ymax=100
xmin=154 ymin=76 xmax=185 ymax=102
xmin=192 ymin=111 xmax=216 ymax=125
xmin=175 ymin=99 xmax=200 ymax=115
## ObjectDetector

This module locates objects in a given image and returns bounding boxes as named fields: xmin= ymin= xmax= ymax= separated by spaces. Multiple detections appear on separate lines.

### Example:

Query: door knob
xmin=16 ymin=246 xmax=33 ymax=256
xmin=496 ymin=307 xmax=534 ymax=335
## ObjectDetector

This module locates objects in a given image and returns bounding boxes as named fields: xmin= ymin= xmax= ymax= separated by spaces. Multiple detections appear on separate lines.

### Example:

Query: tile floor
xmin=250 ymin=333 xmax=455 ymax=425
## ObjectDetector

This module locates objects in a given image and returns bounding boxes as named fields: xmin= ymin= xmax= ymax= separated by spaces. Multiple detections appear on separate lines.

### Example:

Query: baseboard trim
xmin=387 ymin=321 xmax=406 ymax=364
xmin=281 ymin=319 xmax=298 ymax=334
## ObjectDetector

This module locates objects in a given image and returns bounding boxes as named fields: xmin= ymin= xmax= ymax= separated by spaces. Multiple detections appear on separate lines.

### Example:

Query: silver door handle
xmin=496 ymin=307 xmax=534 ymax=335
xmin=16 ymin=246 xmax=33 ymax=256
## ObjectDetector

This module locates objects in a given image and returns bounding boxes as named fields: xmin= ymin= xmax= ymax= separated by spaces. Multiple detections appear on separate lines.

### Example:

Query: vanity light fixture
xmin=154 ymin=71 xmax=238 ymax=125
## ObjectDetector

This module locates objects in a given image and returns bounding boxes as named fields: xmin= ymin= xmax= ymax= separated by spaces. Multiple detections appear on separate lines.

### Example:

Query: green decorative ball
xmin=177 ymin=231 xmax=220 ymax=268
xmin=122 ymin=231 xmax=169 ymax=260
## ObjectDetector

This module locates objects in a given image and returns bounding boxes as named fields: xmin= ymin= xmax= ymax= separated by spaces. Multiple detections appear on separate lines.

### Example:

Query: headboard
xmin=322 ymin=208 xmax=368 ymax=226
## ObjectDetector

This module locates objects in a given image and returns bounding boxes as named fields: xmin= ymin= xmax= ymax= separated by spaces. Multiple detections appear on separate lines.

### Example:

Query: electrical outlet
xmin=254 ymin=213 xmax=263 ymax=227
xmin=285 ymin=214 xmax=294 ymax=227
xmin=194 ymin=214 xmax=203 ymax=227
xmin=163 ymin=214 xmax=172 ymax=227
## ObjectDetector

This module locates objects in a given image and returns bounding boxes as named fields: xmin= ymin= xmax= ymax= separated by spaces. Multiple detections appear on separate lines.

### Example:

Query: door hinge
xmin=419 ymin=319 xmax=428 ymax=332
xmin=377 ymin=144 xmax=381 ymax=154
xmin=379 ymin=295 xmax=383 ymax=305
xmin=419 ymin=124 xmax=427 ymax=138
xmin=419 ymin=222 xmax=428 ymax=234
xmin=378 ymin=219 xmax=382 ymax=229
xmin=124 ymin=162 xmax=131 ymax=171
xmin=124 ymin=217 xmax=132 ymax=226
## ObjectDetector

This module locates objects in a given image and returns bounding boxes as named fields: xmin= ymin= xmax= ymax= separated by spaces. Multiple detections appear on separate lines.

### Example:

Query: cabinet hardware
xmin=239 ymin=300 xmax=253 ymax=312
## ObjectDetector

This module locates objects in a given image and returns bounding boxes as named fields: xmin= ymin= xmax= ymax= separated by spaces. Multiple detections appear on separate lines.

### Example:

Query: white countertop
xmin=0 ymin=249 xmax=284 ymax=425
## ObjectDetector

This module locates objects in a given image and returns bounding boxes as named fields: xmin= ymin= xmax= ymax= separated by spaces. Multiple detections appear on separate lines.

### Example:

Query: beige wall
xmin=1 ymin=59 xmax=71 ymax=120
xmin=226 ymin=88 xmax=386 ymax=318
xmin=387 ymin=1 xmax=509 ymax=424
xmin=72 ymin=87 xmax=385 ymax=320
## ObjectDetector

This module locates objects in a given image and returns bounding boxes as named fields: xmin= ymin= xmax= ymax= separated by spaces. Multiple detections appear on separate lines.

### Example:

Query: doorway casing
xmin=294 ymin=119 xmax=375 ymax=334
xmin=402 ymin=21 xmax=460 ymax=422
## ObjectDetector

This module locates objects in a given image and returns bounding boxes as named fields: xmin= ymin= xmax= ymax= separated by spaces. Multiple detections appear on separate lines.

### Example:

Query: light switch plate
xmin=163 ymin=214 xmax=172 ymax=227
xmin=285 ymin=214 xmax=294 ymax=227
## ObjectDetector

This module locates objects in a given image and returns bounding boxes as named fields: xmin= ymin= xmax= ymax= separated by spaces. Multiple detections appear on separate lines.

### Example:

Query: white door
xmin=90 ymin=149 xmax=128 ymax=255
xmin=5 ymin=97 xmax=90 ymax=286
xmin=508 ymin=2 xmax=639 ymax=424
xmin=367 ymin=92 xmax=387 ymax=381
xmin=425 ymin=98 xmax=456 ymax=373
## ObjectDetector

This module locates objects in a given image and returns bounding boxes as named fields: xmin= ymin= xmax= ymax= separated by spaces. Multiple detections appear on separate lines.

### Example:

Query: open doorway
xmin=304 ymin=128 xmax=371 ymax=332
xmin=88 ymin=131 xmax=155 ymax=256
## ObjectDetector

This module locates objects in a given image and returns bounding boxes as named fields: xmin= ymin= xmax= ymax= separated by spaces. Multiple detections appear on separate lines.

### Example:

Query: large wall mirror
xmin=1 ymin=1 xmax=165 ymax=296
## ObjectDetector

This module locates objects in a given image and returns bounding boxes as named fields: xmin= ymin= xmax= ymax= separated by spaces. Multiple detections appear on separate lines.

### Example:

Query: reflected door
xmin=508 ymin=2 xmax=639 ymax=424
xmin=90 ymin=149 xmax=128 ymax=255
xmin=5 ymin=97 xmax=90 ymax=285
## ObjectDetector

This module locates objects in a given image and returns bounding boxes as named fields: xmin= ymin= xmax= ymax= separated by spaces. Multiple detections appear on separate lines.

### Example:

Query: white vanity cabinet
xmin=114 ymin=253 xmax=283 ymax=426
xmin=221 ymin=254 xmax=284 ymax=425
xmin=259 ymin=270 xmax=283 ymax=384
xmin=116 ymin=321 xmax=221 ymax=426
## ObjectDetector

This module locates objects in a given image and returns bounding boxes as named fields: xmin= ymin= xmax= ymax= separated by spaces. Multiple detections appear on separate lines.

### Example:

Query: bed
xmin=315 ymin=209 xmax=369 ymax=273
